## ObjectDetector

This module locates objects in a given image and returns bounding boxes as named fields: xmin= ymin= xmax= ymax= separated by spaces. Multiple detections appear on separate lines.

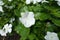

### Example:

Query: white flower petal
xmin=3 ymin=24 xmax=8 ymax=29
xmin=7 ymin=28 xmax=12 ymax=33
xmin=28 ymin=12 xmax=34 ymax=18
xmin=26 ymin=0 xmax=31 ymax=4
xmin=44 ymin=32 xmax=59 ymax=40
xmin=55 ymin=0 xmax=60 ymax=6
xmin=57 ymin=2 xmax=60 ymax=6
xmin=0 ymin=0 xmax=4 ymax=6
xmin=26 ymin=0 xmax=49 ymax=4
xmin=9 ymin=24 xmax=12 ymax=28
xmin=37 ymin=0 xmax=42 ymax=2
xmin=3 ymin=24 xmax=12 ymax=33
xmin=0 ymin=6 xmax=3 ymax=12
xmin=8 ymin=0 xmax=12 ymax=2
xmin=33 ymin=0 xmax=37 ymax=4
xmin=42 ymin=0 xmax=49 ymax=3
xmin=19 ymin=12 xmax=35 ymax=28
xmin=0 ymin=29 xmax=6 ymax=36
xmin=0 ymin=24 xmax=12 ymax=36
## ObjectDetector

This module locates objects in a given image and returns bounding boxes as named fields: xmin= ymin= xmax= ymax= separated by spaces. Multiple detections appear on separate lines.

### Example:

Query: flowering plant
xmin=0 ymin=0 xmax=60 ymax=40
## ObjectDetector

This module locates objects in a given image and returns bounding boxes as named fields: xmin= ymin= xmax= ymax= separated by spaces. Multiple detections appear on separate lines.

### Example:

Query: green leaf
xmin=14 ymin=9 xmax=20 ymax=17
xmin=20 ymin=6 xmax=29 ymax=12
xmin=51 ymin=10 xmax=60 ymax=18
xmin=28 ymin=33 xmax=38 ymax=40
xmin=0 ymin=17 xmax=10 ymax=29
xmin=42 ymin=2 xmax=60 ymax=18
xmin=14 ymin=22 xmax=30 ymax=40
xmin=30 ymin=21 xmax=45 ymax=40
xmin=45 ymin=22 xmax=55 ymax=32
xmin=35 ymin=12 xmax=50 ymax=20
xmin=52 ymin=18 xmax=60 ymax=26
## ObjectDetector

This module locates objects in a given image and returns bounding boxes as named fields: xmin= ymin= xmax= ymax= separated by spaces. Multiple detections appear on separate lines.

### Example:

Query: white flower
xmin=0 ymin=24 xmax=12 ymax=36
xmin=0 ymin=29 xmax=6 ymax=36
xmin=10 ymin=18 xmax=15 ymax=23
xmin=26 ymin=0 xmax=42 ymax=4
xmin=37 ymin=0 xmax=42 ymax=2
xmin=3 ymin=24 xmax=12 ymax=33
xmin=57 ymin=2 xmax=60 ymax=6
xmin=0 ymin=0 xmax=4 ymax=6
xmin=0 ymin=0 xmax=4 ymax=12
xmin=33 ymin=0 xmax=37 ymax=4
xmin=0 ymin=6 xmax=3 ymax=12
xmin=44 ymin=32 xmax=59 ymax=40
xmin=55 ymin=0 xmax=60 ymax=6
xmin=8 ymin=0 xmax=12 ymax=2
xmin=19 ymin=12 xmax=35 ymax=28
xmin=33 ymin=0 xmax=42 ymax=4
xmin=26 ymin=0 xmax=31 ymax=4
xmin=26 ymin=0 xmax=48 ymax=4
xmin=41 ymin=0 xmax=49 ymax=3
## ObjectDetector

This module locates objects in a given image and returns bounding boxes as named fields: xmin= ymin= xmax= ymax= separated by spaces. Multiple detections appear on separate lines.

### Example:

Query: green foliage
xmin=14 ymin=22 xmax=30 ymax=40
xmin=52 ymin=18 xmax=60 ymax=26
xmin=0 ymin=0 xmax=60 ymax=40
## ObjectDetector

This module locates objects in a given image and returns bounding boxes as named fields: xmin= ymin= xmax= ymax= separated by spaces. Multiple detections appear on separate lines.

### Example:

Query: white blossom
xmin=8 ymin=0 xmax=12 ymax=2
xmin=44 ymin=32 xmax=59 ymax=40
xmin=19 ymin=12 xmax=35 ymax=28
xmin=37 ymin=0 xmax=42 ymax=2
xmin=41 ymin=0 xmax=49 ymax=3
xmin=33 ymin=0 xmax=37 ymax=4
xmin=3 ymin=24 xmax=12 ymax=33
xmin=55 ymin=0 xmax=60 ymax=6
xmin=26 ymin=0 xmax=31 ymax=4
xmin=0 ymin=6 xmax=3 ymax=12
xmin=57 ymin=2 xmax=60 ymax=6
xmin=32 ymin=0 xmax=42 ymax=4
xmin=0 ymin=0 xmax=4 ymax=12
xmin=26 ymin=0 xmax=48 ymax=4
xmin=0 ymin=0 xmax=4 ymax=6
xmin=0 ymin=24 xmax=12 ymax=36
xmin=0 ymin=29 xmax=6 ymax=36
xmin=26 ymin=0 xmax=42 ymax=4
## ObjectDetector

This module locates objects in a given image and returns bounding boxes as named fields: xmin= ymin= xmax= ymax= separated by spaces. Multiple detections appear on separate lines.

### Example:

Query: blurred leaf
xmin=52 ymin=18 xmax=60 ymax=26
xmin=45 ymin=22 xmax=55 ymax=32
xmin=14 ymin=22 xmax=30 ymax=40
xmin=51 ymin=9 xmax=60 ymax=18
xmin=35 ymin=12 xmax=50 ymax=20
xmin=28 ymin=33 xmax=39 ymax=40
